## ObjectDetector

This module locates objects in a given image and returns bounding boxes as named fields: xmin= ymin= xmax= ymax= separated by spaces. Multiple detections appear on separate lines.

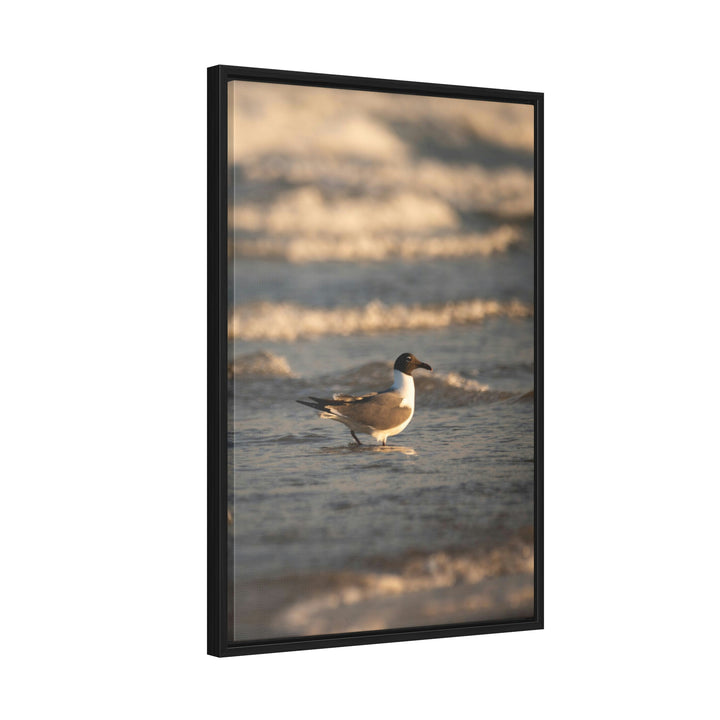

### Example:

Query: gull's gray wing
xmin=329 ymin=391 xmax=411 ymax=430
xmin=296 ymin=392 xmax=379 ymax=412
xmin=330 ymin=392 xmax=378 ymax=402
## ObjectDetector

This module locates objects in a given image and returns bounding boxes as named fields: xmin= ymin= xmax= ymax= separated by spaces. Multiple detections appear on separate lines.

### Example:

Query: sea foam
xmin=231 ymin=187 xmax=458 ymax=236
xmin=228 ymin=350 xmax=295 ymax=378
xmin=315 ymin=363 xmax=528 ymax=407
xmin=228 ymin=298 xmax=533 ymax=342
xmin=274 ymin=536 xmax=534 ymax=636
xmin=236 ymin=159 xmax=533 ymax=220
xmin=231 ymin=225 xmax=521 ymax=263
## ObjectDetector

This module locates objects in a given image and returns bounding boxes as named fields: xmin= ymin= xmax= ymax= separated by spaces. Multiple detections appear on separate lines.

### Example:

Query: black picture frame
xmin=208 ymin=64 xmax=543 ymax=657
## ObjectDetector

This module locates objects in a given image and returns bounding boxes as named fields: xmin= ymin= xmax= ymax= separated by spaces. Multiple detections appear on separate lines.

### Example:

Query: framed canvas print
xmin=208 ymin=65 xmax=543 ymax=656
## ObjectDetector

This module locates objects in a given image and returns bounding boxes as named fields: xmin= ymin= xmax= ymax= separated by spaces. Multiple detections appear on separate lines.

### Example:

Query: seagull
xmin=297 ymin=353 xmax=432 ymax=446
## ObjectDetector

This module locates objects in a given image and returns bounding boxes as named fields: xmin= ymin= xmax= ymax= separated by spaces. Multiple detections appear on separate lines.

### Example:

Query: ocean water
xmin=227 ymin=81 xmax=536 ymax=641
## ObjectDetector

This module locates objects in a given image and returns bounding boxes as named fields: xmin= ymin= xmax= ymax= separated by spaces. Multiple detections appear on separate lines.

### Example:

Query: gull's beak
xmin=418 ymin=361 xmax=432 ymax=372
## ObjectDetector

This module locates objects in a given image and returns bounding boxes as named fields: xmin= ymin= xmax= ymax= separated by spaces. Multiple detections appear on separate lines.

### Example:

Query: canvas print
xmin=226 ymin=78 xmax=537 ymax=643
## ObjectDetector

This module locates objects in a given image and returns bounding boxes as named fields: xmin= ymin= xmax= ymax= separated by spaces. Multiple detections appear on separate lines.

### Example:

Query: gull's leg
xmin=351 ymin=430 xmax=362 ymax=445
xmin=382 ymin=438 xmax=387 ymax=447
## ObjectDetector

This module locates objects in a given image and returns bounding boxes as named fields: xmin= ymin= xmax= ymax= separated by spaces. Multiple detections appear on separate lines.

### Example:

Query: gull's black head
xmin=394 ymin=352 xmax=432 ymax=376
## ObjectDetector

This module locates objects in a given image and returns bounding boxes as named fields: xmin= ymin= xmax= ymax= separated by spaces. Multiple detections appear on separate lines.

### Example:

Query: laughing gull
xmin=297 ymin=353 xmax=432 ymax=446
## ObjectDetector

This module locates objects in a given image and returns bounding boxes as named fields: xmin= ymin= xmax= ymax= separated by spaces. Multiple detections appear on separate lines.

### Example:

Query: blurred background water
xmin=227 ymin=81 xmax=536 ymax=641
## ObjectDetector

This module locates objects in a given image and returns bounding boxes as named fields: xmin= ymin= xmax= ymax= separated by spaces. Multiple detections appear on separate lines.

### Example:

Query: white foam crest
xmin=437 ymin=372 xmax=490 ymax=392
xmin=357 ymin=91 xmax=535 ymax=152
xmin=228 ymin=298 xmax=533 ymax=342
xmin=229 ymin=81 xmax=408 ymax=163
xmin=416 ymin=372 xmax=523 ymax=406
xmin=462 ymin=102 xmax=535 ymax=152
xmin=231 ymin=186 xmax=458 ymax=236
xmin=232 ymin=225 xmax=521 ymax=263
xmin=276 ymin=541 xmax=534 ymax=635
xmin=228 ymin=81 xmax=533 ymax=162
xmin=239 ymin=160 xmax=533 ymax=219
xmin=310 ymin=363 xmax=526 ymax=407
xmin=228 ymin=350 xmax=295 ymax=378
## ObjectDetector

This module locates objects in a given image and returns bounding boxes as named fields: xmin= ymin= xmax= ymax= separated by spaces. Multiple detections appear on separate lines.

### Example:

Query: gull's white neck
xmin=391 ymin=369 xmax=415 ymax=406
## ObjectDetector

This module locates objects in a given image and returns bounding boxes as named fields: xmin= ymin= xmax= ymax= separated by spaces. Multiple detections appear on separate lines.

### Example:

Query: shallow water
xmin=227 ymin=80 xmax=536 ymax=641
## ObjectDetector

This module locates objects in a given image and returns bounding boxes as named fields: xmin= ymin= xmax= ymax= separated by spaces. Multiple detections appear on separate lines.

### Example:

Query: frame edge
xmin=207 ymin=65 xmax=229 ymax=657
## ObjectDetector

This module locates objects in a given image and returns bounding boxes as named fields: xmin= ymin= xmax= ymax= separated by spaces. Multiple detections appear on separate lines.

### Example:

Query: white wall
xmin=2 ymin=2 xmax=718 ymax=718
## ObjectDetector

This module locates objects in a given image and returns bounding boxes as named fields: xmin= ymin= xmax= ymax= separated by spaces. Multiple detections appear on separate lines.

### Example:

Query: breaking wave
xmin=228 ymin=356 xmax=532 ymax=409
xmin=231 ymin=225 xmax=522 ymax=263
xmin=274 ymin=535 xmax=534 ymax=636
xmin=229 ymin=82 xmax=410 ymax=163
xmin=228 ymin=80 xmax=534 ymax=167
xmin=417 ymin=372 xmax=520 ymax=406
xmin=228 ymin=351 xmax=295 ymax=378
xmin=229 ymin=356 xmax=532 ymax=407
xmin=228 ymin=298 xmax=532 ymax=342
xmin=234 ymin=161 xmax=533 ymax=221
xmin=310 ymin=361 xmax=529 ymax=407
xmin=231 ymin=187 xmax=458 ymax=236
